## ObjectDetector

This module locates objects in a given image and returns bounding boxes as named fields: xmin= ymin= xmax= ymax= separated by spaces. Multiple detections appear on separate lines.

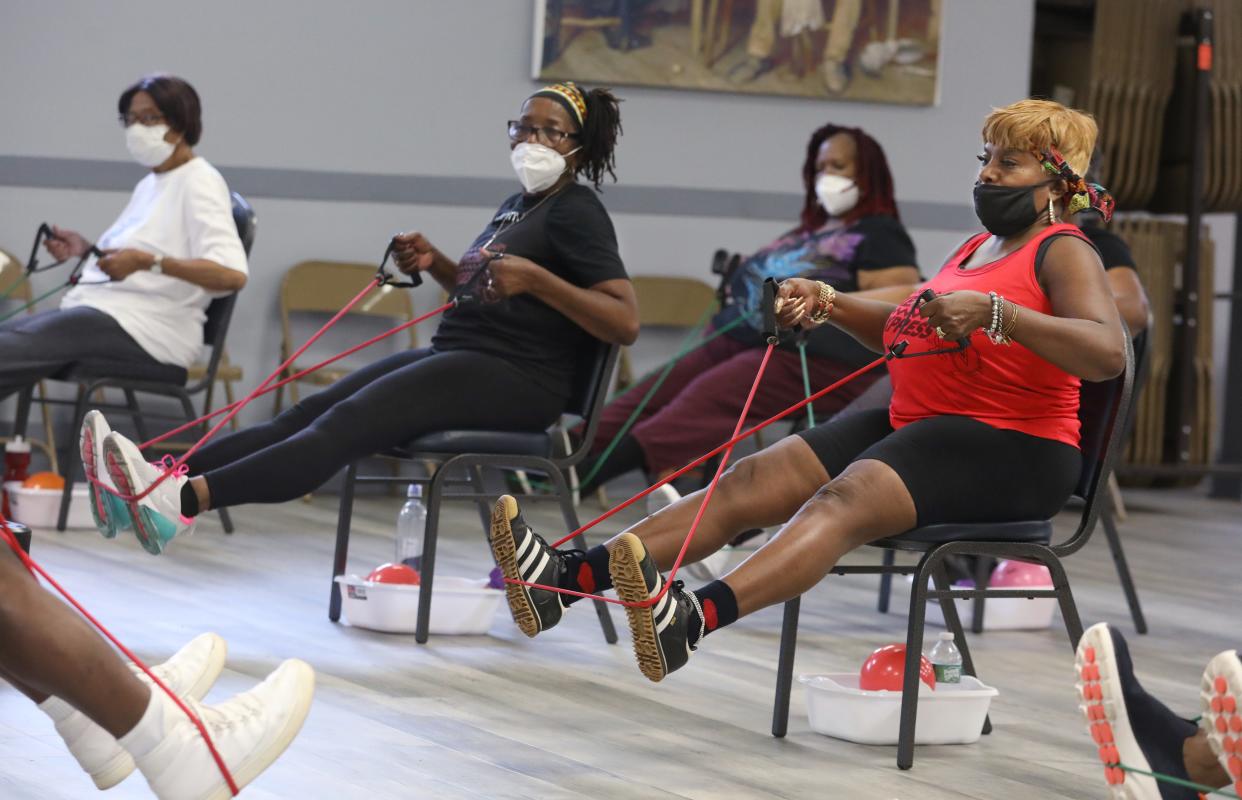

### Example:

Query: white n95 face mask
xmin=125 ymin=123 xmax=176 ymax=168
xmin=815 ymin=173 xmax=860 ymax=217
xmin=510 ymin=142 xmax=578 ymax=193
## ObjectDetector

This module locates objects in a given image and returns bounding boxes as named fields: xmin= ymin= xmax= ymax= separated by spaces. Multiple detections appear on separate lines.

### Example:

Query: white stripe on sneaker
xmin=526 ymin=551 xmax=550 ymax=584
xmin=519 ymin=540 xmax=545 ymax=577
xmin=514 ymin=530 xmax=535 ymax=563
xmin=652 ymin=591 xmax=670 ymax=622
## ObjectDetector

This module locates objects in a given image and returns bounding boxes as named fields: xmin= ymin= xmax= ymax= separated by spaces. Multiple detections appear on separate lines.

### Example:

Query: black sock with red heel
xmin=691 ymin=580 xmax=738 ymax=644
xmin=560 ymin=545 xmax=612 ymax=605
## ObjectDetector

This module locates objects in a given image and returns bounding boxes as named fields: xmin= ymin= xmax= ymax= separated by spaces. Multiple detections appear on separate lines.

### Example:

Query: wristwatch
xmin=150 ymin=254 xmax=164 ymax=274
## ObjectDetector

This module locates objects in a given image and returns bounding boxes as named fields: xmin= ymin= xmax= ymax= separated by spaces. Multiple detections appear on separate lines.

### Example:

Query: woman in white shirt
xmin=0 ymin=74 xmax=248 ymax=537
xmin=1 ymin=74 xmax=248 ymax=389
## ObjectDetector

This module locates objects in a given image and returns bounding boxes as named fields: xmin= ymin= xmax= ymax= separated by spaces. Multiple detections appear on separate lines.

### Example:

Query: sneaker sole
xmin=609 ymin=533 xmax=667 ymax=683
xmin=204 ymin=659 xmax=316 ymax=800
xmin=183 ymin=633 xmax=229 ymax=703
xmin=89 ymin=748 xmax=137 ymax=790
xmin=80 ymin=414 xmax=115 ymax=539
xmin=489 ymin=497 xmax=540 ymax=638
xmin=103 ymin=438 xmax=163 ymax=556
xmin=1200 ymin=649 xmax=1242 ymax=796
xmin=1074 ymin=622 xmax=1160 ymax=800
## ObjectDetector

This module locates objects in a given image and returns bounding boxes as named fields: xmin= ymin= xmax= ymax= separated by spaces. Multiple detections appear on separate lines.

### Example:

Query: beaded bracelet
xmin=986 ymin=291 xmax=1012 ymax=345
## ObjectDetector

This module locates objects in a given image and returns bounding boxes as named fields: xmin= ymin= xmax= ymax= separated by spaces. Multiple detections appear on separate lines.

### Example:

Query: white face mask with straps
xmin=125 ymin=123 xmax=176 ymax=168
xmin=815 ymin=173 xmax=860 ymax=217
xmin=510 ymin=142 xmax=580 ymax=194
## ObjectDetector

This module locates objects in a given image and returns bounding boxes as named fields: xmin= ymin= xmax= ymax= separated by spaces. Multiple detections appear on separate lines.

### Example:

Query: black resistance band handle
xmin=376 ymin=238 xmax=423 ymax=289
xmin=762 ymin=277 xmax=779 ymax=344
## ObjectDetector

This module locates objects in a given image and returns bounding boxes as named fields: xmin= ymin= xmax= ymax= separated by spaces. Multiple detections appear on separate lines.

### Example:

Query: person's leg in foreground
xmin=0 ymin=544 xmax=315 ymax=797
xmin=1075 ymin=622 xmax=1238 ymax=799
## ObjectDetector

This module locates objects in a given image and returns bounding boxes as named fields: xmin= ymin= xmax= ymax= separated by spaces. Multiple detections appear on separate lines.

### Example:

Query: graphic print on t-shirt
xmin=727 ymin=224 xmax=864 ymax=321
xmin=883 ymin=292 xmax=981 ymax=376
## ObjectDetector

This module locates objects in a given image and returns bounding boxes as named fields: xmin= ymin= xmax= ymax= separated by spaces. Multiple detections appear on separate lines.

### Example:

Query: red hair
xmin=800 ymin=124 xmax=899 ymax=232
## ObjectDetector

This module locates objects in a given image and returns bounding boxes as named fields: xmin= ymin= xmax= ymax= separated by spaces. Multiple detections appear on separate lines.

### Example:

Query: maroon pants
xmin=594 ymin=326 xmax=882 ymax=475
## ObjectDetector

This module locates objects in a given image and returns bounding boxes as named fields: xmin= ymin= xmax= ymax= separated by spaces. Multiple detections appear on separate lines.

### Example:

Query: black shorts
xmin=795 ymin=408 xmax=1082 ymax=526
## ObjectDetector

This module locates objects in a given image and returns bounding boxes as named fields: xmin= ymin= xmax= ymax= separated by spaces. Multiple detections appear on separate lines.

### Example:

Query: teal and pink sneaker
xmin=102 ymin=431 xmax=196 ymax=555
xmin=79 ymin=411 xmax=132 ymax=538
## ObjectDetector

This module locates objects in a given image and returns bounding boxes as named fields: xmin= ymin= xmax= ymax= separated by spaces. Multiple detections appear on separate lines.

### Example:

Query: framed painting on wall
xmin=531 ymin=0 xmax=942 ymax=106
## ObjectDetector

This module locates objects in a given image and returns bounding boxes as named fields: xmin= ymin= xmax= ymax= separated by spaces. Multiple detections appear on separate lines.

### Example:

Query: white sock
xmin=37 ymin=695 xmax=76 ymax=724
xmin=116 ymin=687 xmax=177 ymax=760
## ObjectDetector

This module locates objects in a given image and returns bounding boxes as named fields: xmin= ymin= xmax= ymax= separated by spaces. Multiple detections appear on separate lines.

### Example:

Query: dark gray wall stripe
xmin=0 ymin=155 xmax=978 ymax=230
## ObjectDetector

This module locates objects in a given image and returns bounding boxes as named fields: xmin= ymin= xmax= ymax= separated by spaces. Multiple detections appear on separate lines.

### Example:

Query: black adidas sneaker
xmin=609 ymin=532 xmax=705 ymax=683
xmin=489 ymin=495 xmax=571 ymax=637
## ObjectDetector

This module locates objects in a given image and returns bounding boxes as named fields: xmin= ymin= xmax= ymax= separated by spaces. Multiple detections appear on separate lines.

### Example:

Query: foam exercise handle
xmin=378 ymin=238 xmax=423 ymax=288
xmin=762 ymin=277 xmax=779 ymax=344
xmin=914 ymin=288 xmax=970 ymax=352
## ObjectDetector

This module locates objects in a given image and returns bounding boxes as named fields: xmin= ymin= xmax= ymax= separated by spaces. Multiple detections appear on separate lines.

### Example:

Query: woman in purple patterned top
xmin=580 ymin=124 xmax=921 ymax=501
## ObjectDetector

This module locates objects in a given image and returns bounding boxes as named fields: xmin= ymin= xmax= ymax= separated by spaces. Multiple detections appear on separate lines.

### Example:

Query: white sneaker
xmin=43 ymin=633 xmax=227 ymax=790
xmin=103 ymin=431 xmax=195 ymax=555
xmin=80 ymin=410 xmax=132 ymax=538
xmin=136 ymin=659 xmax=315 ymax=800
xmin=1200 ymin=649 xmax=1242 ymax=798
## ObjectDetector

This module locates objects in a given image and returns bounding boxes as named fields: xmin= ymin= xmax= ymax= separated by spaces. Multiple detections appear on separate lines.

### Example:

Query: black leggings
xmin=185 ymin=348 xmax=565 ymax=508
xmin=0 ymin=308 xmax=160 ymax=400
xmin=797 ymin=408 xmax=1082 ymax=526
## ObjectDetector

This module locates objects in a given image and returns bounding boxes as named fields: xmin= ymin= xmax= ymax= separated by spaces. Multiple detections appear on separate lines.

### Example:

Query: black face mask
xmin=973 ymin=181 xmax=1052 ymax=237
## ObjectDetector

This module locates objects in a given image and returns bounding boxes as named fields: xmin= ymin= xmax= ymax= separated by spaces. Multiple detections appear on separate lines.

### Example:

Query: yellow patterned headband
xmin=532 ymin=81 xmax=587 ymax=127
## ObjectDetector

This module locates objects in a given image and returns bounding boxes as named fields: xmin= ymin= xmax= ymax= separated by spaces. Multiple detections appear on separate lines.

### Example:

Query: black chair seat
xmin=56 ymin=359 xmax=188 ymax=386
xmin=876 ymin=519 xmax=1054 ymax=550
xmin=395 ymin=429 xmax=551 ymax=458
xmin=330 ymin=341 xmax=621 ymax=646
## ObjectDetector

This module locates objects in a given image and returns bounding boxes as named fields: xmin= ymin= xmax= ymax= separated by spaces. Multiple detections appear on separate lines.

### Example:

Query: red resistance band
xmin=507 ymin=352 xmax=889 ymax=609
xmin=0 ymin=515 xmax=240 ymax=796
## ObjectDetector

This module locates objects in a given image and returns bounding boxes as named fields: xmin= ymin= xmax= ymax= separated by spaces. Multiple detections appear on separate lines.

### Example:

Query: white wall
xmin=4 ymin=0 xmax=1230 ymax=438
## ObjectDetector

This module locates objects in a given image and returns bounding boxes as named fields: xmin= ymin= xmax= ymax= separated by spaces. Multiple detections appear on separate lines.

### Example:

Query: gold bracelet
xmin=1002 ymin=300 xmax=1019 ymax=339
xmin=809 ymin=281 xmax=836 ymax=324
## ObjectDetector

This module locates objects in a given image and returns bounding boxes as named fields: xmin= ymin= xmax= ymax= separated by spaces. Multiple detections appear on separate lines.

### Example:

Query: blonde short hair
xmin=981 ymin=99 xmax=1097 ymax=177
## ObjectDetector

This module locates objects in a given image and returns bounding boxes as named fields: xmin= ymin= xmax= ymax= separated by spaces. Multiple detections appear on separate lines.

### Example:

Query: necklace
xmin=482 ymin=186 xmax=563 ymax=251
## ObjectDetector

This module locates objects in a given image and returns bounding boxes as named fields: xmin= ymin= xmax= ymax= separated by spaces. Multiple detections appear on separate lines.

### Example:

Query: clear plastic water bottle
xmin=395 ymin=484 xmax=426 ymax=571
xmin=926 ymin=631 xmax=963 ymax=684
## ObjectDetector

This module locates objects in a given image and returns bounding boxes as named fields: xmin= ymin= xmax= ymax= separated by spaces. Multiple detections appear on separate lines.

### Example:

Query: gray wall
xmin=0 ymin=0 xmax=1234 ymax=437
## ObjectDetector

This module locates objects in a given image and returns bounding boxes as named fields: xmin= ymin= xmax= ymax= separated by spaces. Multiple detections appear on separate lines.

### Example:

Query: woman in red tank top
xmin=487 ymin=100 xmax=1129 ymax=686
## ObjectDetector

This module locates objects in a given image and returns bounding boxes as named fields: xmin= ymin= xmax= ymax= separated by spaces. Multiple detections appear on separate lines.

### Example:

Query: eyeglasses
xmin=118 ymin=111 xmax=166 ymax=127
xmin=506 ymin=121 xmax=579 ymax=147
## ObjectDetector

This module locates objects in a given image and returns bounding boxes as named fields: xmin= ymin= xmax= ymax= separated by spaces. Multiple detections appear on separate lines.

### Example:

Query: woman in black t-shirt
xmin=86 ymin=82 xmax=638 ymax=555
xmin=578 ymin=124 xmax=920 ymax=499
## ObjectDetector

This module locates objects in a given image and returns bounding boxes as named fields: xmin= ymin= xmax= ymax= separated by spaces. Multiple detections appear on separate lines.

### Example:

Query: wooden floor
xmin=1 ymin=483 xmax=1238 ymax=799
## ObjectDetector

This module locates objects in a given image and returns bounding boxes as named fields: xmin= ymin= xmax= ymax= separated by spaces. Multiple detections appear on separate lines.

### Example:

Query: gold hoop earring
xmin=1047 ymin=196 xmax=1057 ymax=225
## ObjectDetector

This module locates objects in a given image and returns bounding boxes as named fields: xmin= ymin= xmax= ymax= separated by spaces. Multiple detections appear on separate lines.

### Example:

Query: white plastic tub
xmin=8 ymin=482 xmax=94 ymax=529
xmin=887 ymin=576 xmax=1058 ymax=631
xmin=800 ymin=672 xmax=998 ymax=745
xmin=334 ymin=574 xmax=503 ymax=635
xmin=923 ymin=588 xmax=1057 ymax=631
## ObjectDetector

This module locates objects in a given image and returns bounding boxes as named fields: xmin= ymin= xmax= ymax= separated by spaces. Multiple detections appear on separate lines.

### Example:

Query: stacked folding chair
xmin=1084 ymin=0 xmax=1182 ymax=211
xmin=1110 ymin=220 xmax=1215 ymax=481
xmin=1083 ymin=1 xmax=1237 ymax=482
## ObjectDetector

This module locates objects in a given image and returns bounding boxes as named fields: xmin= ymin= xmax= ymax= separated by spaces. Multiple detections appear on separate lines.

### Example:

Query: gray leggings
xmin=0 ymin=307 xmax=158 ymax=400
